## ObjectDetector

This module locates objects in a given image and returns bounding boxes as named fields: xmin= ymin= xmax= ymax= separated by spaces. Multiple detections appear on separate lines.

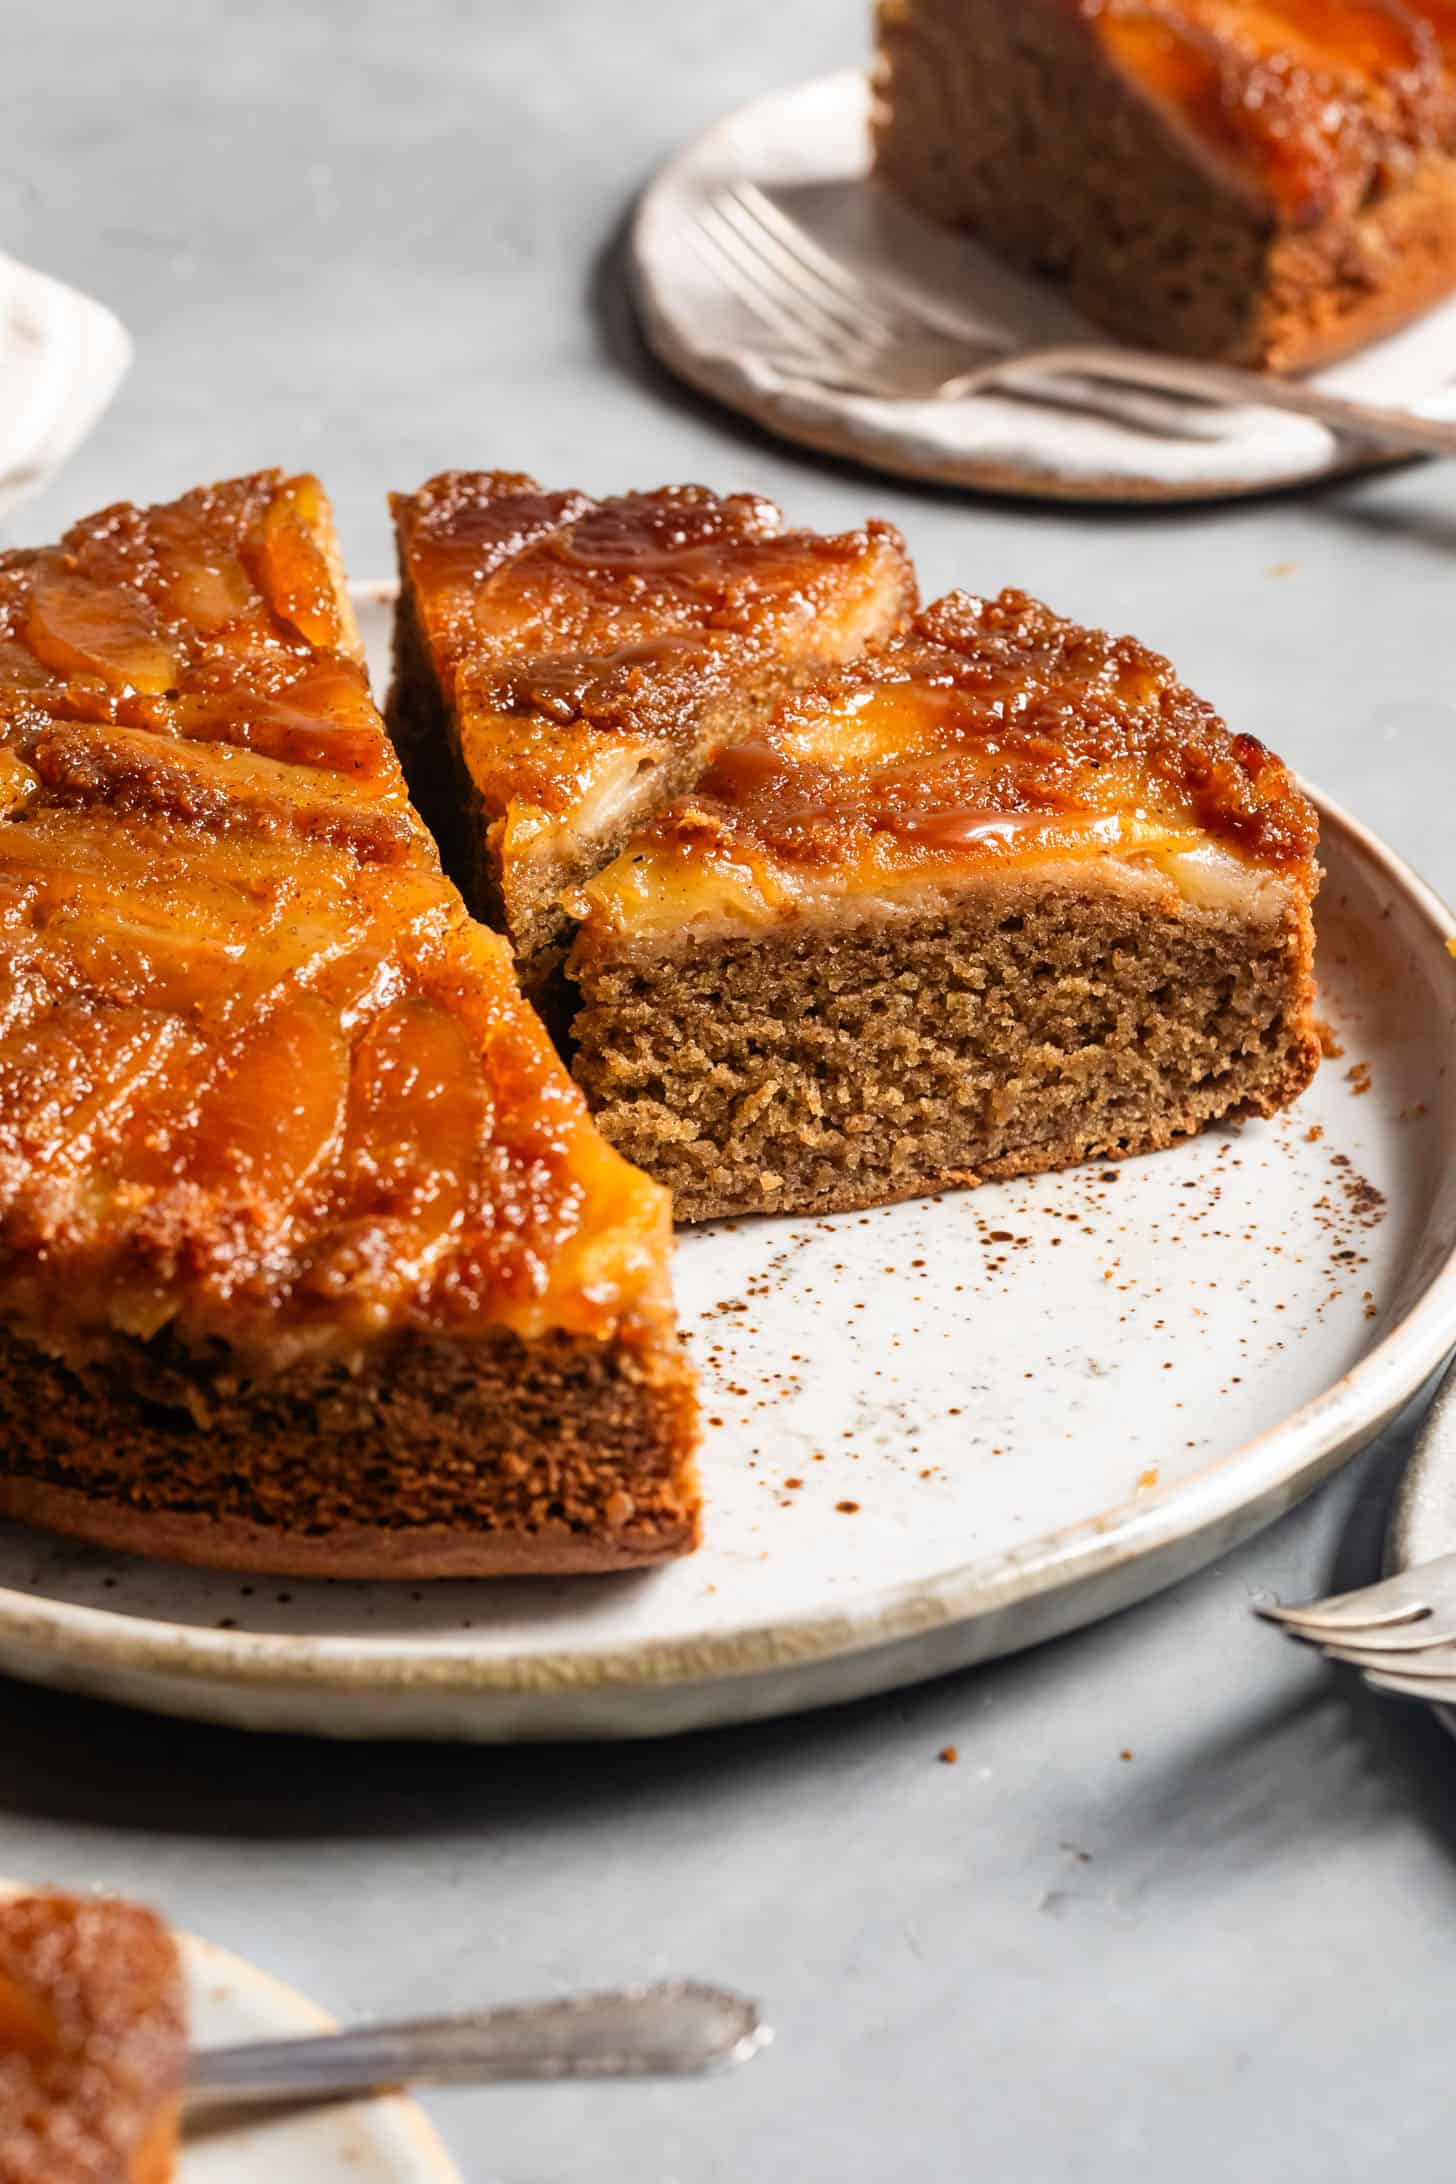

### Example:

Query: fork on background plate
xmin=1257 ymin=1554 xmax=1456 ymax=1702
xmin=691 ymin=180 xmax=1456 ymax=462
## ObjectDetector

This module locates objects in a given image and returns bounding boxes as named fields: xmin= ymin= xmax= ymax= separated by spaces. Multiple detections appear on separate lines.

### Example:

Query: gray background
xmin=4 ymin=4 xmax=1456 ymax=2178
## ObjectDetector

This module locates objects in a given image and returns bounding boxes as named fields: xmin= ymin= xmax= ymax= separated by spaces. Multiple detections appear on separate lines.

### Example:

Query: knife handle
xmin=185 ymin=1980 xmax=768 ymax=2110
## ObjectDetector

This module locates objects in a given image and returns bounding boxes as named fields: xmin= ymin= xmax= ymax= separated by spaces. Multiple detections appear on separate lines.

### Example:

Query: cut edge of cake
xmin=564 ymin=587 xmax=1322 ymax=1224
xmin=0 ymin=1316 xmax=700 ymax=1579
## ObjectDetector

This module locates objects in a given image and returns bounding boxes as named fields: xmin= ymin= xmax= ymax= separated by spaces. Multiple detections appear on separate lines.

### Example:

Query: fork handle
xmin=184 ymin=1981 xmax=766 ymax=2111
xmin=992 ymin=346 xmax=1456 ymax=460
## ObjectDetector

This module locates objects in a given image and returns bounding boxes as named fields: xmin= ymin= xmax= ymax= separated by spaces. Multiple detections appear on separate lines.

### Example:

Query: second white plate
xmin=632 ymin=69 xmax=1456 ymax=505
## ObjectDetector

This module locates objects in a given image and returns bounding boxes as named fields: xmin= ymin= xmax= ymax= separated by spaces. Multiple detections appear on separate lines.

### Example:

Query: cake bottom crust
xmin=0 ymin=1477 xmax=691 ymax=1580
xmin=0 ymin=1324 xmax=700 ymax=1578
xmin=570 ymin=880 xmax=1320 ymax=1224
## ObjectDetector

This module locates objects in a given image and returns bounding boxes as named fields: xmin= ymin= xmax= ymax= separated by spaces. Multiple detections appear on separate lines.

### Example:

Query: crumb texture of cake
xmin=568 ymin=589 xmax=1321 ymax=1223
xmin=387 ymin=470 xmax=915 ymax=981
xmin=0 ymin=1892 xmax=185 ymax=2184
xmin=0 ymin=474 xmax=698 ymax=1577
xmin=872 ymin=0 xmax=1456 ymax=368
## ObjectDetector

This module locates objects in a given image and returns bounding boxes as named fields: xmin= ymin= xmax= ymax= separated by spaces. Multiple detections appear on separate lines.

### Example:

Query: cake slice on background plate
xmin=872 ymin=0 xmax=1456 ymax=370
xmin=387 ymin=471 xmax=915 ymax=988
xmin=0 ymin=1891 xmax=185 ymax=2184
xmin=567 ymin=588 xmax=1321 ymax=1223
xmin=0 ymin=472 xmax=698 ymax=1578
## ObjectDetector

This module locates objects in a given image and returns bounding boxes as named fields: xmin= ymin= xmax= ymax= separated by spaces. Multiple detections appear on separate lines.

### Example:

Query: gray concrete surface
xmin=4 ymin=4 xmax=1456 ymax=2178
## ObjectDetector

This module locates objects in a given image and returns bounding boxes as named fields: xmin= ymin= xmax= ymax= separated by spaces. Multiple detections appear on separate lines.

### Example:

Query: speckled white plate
xmin=0 ymin=1880 xmax=461 ymax=2183
xmin=632 ymin=69 xmax=1456 ymax=504
xmin=0 ymin=592 xmax=1452 ymax=1742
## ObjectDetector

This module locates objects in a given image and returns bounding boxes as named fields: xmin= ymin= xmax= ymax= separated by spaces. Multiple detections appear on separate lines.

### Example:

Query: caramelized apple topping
xmin=577 ymin=588 xmax=1320 ymax=944
xmin=1078 ymin=0 xmax=1456 ymax=223
xmin=0 ymin=474 xmax=677 ymax=1377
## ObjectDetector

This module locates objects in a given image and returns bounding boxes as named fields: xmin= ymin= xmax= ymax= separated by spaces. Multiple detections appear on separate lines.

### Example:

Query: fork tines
xmin=1257 ymin=1552 xmax=1456 ymax=1704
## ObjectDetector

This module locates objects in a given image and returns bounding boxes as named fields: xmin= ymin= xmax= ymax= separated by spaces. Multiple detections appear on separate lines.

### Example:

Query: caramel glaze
xmin=0 ymin=474 xmax=416 ymax=855
xmin=0 ymin=1892 xmax=184 ymax=2184
xmin=391 ymin=470 xmax=914 ymax=821
xmin=578 ymin=589 xmax=1319 ymax=940
xmin=1049 ymin=0 xmax=1456 ymax=227
xmin=0 ymin=474 xmax=675 ymax=1383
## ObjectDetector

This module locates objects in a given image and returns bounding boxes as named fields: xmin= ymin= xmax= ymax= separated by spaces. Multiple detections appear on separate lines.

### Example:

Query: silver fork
xmin=1257 ymin=1554 xmax=1456 ymax=1701
xmin=693 ymin=181 xmax=1456 ymax=461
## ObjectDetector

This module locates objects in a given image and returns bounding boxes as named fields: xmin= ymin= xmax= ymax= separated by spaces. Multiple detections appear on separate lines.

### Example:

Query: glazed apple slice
xmin=21 ymin=558 xmax=178 ymax=696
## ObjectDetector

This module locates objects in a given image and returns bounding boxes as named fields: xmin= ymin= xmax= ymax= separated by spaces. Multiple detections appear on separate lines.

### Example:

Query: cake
xmin=0 ymin=1891 xmax=185 ymax=2184
xmin=387 ymin=471 xmax=915 ymax=987
xmin=0 ymin=472 xmax=698 ymax=1578
xmin=871 ymin=0 xmax=1456 ymax=370
xmin=566 ymin=588 xmax=1321 ymax=1223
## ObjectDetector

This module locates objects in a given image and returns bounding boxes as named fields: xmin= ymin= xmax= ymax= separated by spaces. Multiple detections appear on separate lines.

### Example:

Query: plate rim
xmin=0 ymin=791 xmax=1453 ymax=1713
xmin=629 ymin=65 xmax=1413 ymax=508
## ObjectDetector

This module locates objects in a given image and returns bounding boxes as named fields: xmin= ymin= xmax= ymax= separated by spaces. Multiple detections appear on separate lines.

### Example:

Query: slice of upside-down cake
xmin=0 ymin=1890 xmax=186 ymax=2184
xmin=0 ymin=472 xmax=698 ymax=1578
xmin=387 ymin=471 xmax=915 ymax=989
xmin=872 ymin=0 xmax=1456 ymax=371
xmin=566 ymin=588 xmax=1322 ymax=1223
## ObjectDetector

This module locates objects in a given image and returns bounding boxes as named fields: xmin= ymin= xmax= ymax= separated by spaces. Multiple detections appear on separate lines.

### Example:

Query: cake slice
xmin=567 ymin=589 xmax=1321 ymax=1222
xmin=387 ymin=471 xmax=915 ymax=985
xmin=872 ymin=0 xmax=1456 ymax=369
xmin=0 ymin=1891 xmax=185 ymax=2183
xmin=0 ymin=473 xmax=697 ymax=1578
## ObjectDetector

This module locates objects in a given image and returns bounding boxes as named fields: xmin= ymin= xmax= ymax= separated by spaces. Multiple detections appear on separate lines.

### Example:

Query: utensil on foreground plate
xmin=1256 ymin=1555 xmax=1456 ymax=1701
xmin=185 ymin=1981 xmax=768 ymax=2111
xmin=693 ymin=180 xmax=1456 ymax=461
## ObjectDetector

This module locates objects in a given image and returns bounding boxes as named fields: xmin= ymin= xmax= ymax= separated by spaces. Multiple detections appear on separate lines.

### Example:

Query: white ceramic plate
xmin=0 ymin=1880 xmax=461 ymax=2184
xmin=0 ymin=590 xmax=1453 ymax=1742
xmin=632 ymin=69 xmax=1456 ymax=505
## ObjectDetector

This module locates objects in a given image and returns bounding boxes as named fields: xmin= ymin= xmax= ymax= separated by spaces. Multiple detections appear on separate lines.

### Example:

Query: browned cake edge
xmin=1260 ymin=154 xmax=1456 ymax=371
xmin=569 ymin=880 xmax=1321 ymax=1224
xmin=870 ymin=0 xmax=1456 ymax=370
xmin=136 ymin=2099 xmax=182 ymax=2184
xmin=0 ymin=1323 xmax=700 ymax=1579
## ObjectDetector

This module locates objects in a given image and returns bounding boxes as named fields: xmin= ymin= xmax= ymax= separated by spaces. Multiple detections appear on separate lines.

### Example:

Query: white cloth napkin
xmin=0 ymin=254 xmax=130 ymax=525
